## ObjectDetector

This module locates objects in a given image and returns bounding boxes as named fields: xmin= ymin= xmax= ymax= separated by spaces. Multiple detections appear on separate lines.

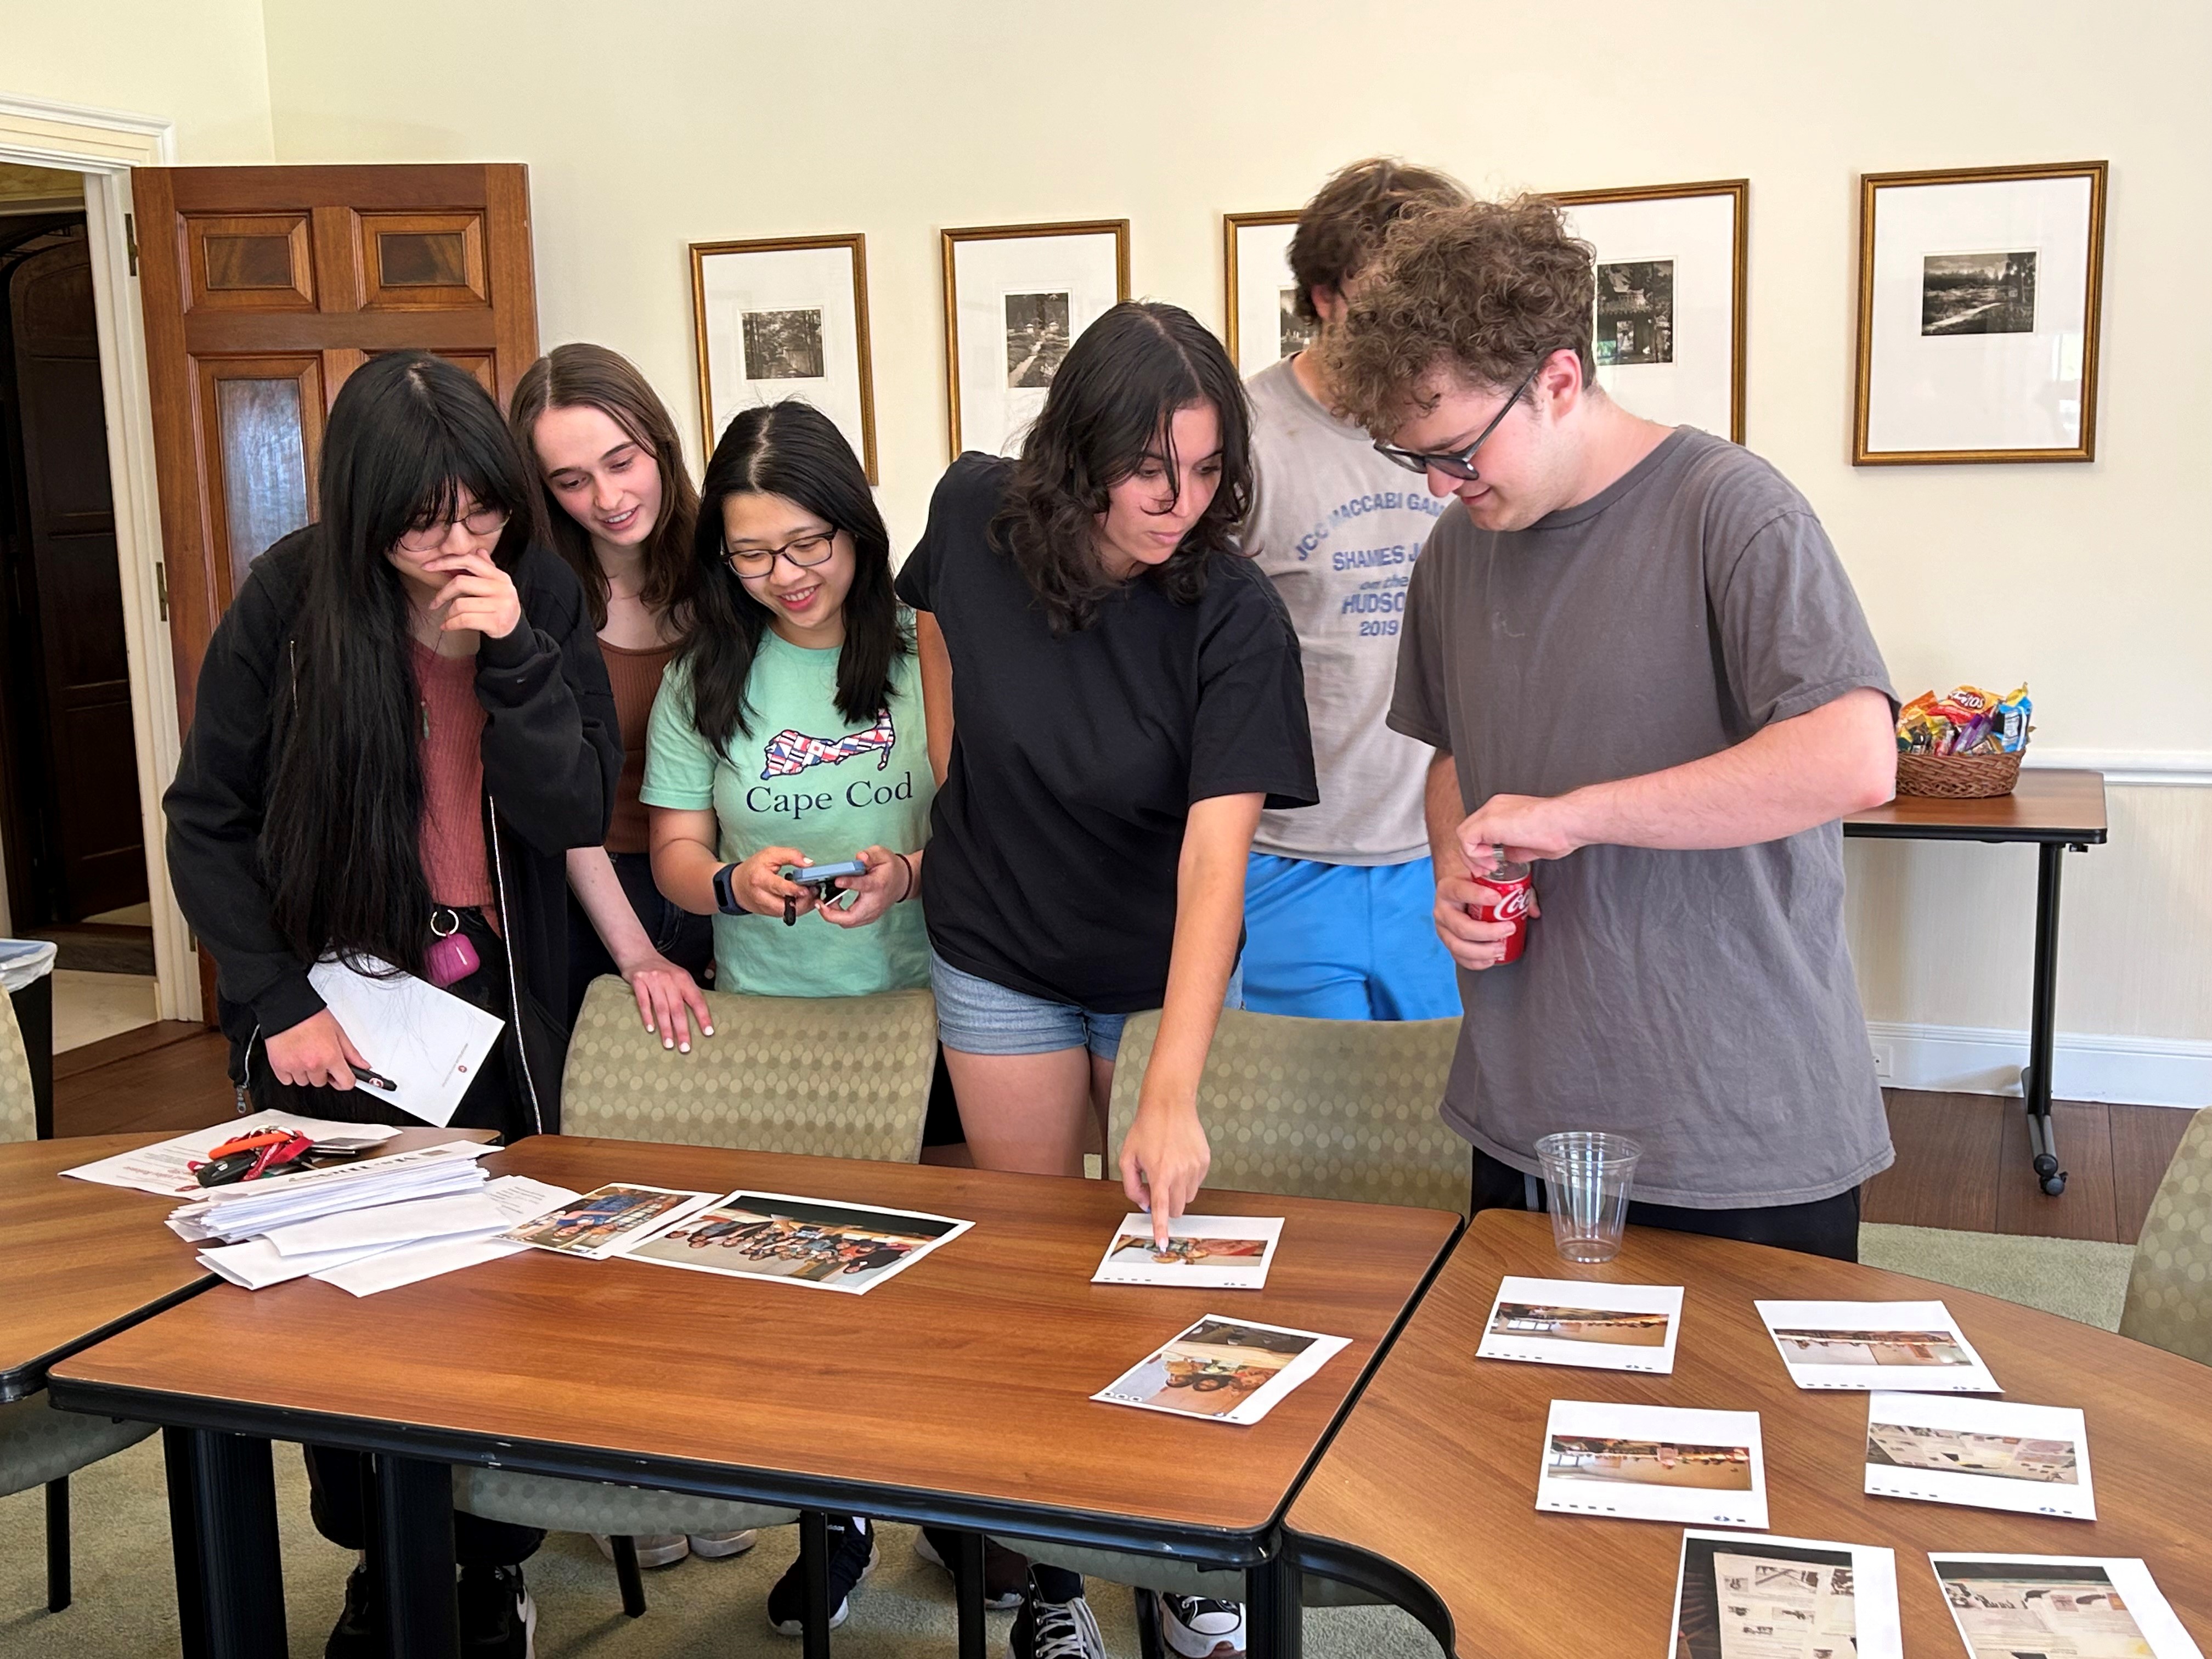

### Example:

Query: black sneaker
xmin=458 ymin=1563 xmax=536 ymax=1659
xmin=765 ymin=1515 xmax=878 ymax=1637
xmin=915 ymin=1526 xmax=1028 ymax=1611
xmin=1159 ymin=1593 xmax=1246 ymax=1658
xmin=324 ymin=1564 xmax=377 ymax=1659
xmin=1008 ymin=1582 xmax=1105 ymax=1659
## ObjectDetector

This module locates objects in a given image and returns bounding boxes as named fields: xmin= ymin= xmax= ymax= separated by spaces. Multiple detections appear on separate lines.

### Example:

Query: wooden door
xmin=9 ymin=236 xmax=146 ymax=921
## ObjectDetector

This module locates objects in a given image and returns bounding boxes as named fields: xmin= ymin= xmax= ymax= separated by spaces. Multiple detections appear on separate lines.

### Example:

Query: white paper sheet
xmin=198 ymin=1235 xmax=396 ymax=1289
xmin=171 ymin=1141 xmax=494 ymax=1242
xmin=1535 ymin=1400 xmax=1767 ymax=1528
xmin=63 ymin=1114 xmax=400 ymax=1198
xmin=308 ymin=1178 xmax=578 ymax=1297
xmin=1756 ymin=1300 xmax=2000 ymax=1393
xmin=1475 ymin=1275 xmax=1683 ymax=1374
xmin=1092 ymin=1314 xmax=1350 ymax=1427
xmin=307 ymin=956 xmax=505 ymax=1127
xmin=1865 ymin=1392 xmax=2095 ymax=1520
xmin=264 ymin=1175 xmax=573 ymax=1256
xmin=1089 ymin=1215 xmax=1284 ymax=1291
xmin=1929 ymin=1555 xmax=2203 ymax=1659
xmin=1671 ymin=1531 xmax=1902 ymax=1659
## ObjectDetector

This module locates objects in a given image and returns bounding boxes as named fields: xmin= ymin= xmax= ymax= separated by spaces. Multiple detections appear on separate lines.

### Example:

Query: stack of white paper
xmin=197 ymin=1176 xmax=577 ymax=1295
xmin=64 ymin=1113 xmax=402 ymax=1199
xmin=173 ymin=1140 xmax=495 ymax=1244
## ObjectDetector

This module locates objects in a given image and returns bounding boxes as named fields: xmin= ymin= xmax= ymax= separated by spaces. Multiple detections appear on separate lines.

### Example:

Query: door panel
xmin=187 ymin=215 xmax=316 ymax=311
xmin=358 ymin=211 xmax=489 ymax=309
xmin=195 ymin=354 xmax=322 ymax=604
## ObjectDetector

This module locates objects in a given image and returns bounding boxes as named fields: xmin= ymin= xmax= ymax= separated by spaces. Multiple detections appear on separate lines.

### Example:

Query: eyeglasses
xmin=724 ymin=529 xmax=839 ymax=580
xmin=396 ymin=504 xmax=509 ymax=551
xmin=1370 ymin=358 xmax=1547 ymax=482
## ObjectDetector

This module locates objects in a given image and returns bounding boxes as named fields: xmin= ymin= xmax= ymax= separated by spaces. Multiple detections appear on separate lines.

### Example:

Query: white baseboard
xmin=1867 ymin=1021 xmax=2212 ymax=1109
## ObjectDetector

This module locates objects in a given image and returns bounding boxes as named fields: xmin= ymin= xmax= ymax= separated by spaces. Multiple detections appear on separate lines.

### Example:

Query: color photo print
xmin=1536 ymin=1400 xmax=1768 ymax=1527
xmin=627 ymin=1190 xmax=971 ymax=1295
xmin=1756 ymin=1300 xmax=2000 ymax=1392
xmin=1929 ymin=1556 xmax=2203 ymax=1659
xmin=1093 ymin=1314 xmax=1349 ymax=1427
xmin=1477 ymin=1274 xmax=1684 ymax=1373
xmin=1671 ymin=1531 xmax=1903 ymax=1659
xmin=1864 ymin=1392 xmax=2096 ymax=1520
xmin=500 ymin=1183 xmax=717 ymax=1260
xmin=1090 ymin=1214 xmax=1283 ymax=1291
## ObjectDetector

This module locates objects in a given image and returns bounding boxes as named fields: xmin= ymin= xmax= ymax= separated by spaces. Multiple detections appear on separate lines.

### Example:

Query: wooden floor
xmin=48 ymin=1026 xmax=2197 ymax=1246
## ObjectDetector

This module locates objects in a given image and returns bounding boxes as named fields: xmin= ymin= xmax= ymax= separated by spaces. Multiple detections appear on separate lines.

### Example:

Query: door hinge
xmin=125 ymin=212 xmax=139 ymax=276
xmin=155 ymin=560 xmax=169 ymax=622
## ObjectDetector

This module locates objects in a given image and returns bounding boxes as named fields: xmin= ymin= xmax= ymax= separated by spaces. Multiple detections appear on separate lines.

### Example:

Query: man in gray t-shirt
xmin=1328 ymin=196 xmax=1899 ymax=1260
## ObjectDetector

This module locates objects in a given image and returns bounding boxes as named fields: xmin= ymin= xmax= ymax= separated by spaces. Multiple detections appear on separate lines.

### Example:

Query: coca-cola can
xmin=1466 ymin=861 xmax=1534 ymax=964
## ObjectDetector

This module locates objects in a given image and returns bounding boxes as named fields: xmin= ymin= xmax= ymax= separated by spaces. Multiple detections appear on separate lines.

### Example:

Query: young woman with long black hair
xmin=511 ymin=343 xmax=716 ymax=1047
xmin=895 ymin=301 xmax=1316 ymax=1658
xmin=162 ymin=349 xmax=620 ymax=1657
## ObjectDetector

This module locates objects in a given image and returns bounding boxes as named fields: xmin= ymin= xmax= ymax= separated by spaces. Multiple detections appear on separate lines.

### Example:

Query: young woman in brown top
xmin=512 ymin=344 xmax=715 ymax=1047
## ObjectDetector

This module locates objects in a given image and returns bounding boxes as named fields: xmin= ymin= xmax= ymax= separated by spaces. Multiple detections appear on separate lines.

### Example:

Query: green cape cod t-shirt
xmin=641 ymin=633 xmax=932 ymax=997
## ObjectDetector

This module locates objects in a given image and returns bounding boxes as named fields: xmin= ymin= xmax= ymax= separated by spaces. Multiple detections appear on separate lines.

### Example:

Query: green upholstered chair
xmin=2120 ymin=1108 xmax=2212 ymax=1367
xmin=1 ymin=983 xmax=156 ymax=1614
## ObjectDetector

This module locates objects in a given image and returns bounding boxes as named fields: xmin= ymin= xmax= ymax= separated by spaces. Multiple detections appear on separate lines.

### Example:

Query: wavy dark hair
xmin=509 ymin=342 xmax=699 ymax=631
xmin=260 ymin=351 xmax=540 ymax=975
xmin=992 ymin=301 xmax=1253 ymax=635
xmin=679 ymin=400 xmax=906 ymax=749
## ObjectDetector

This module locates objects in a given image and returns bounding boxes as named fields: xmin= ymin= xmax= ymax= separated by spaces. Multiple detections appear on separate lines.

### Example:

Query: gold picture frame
xmin=1222 ymin=208 xmax=1303 ymax=372
xmin=940 ymin=219 xmax=1131 ymax=461
xmin=1550 ymin=179 xmax=1749 ymax=444
xmin=689 ymin=232 xmax=878 ymax=482
xmin=1852 ymin=160 xmax=2107 ymax=465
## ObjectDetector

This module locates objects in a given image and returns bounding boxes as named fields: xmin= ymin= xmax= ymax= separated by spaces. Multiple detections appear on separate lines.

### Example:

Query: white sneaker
xmin=592 ymin=1533 xmax=689 ymax=1568
xmin=1160 ymin=1594 xmax=1246 ymax=1658
xmin=687 ymin=1529 xmax=759 ymax=1559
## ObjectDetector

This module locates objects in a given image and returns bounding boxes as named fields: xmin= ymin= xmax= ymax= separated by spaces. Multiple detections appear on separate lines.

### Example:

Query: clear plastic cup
xmin=1535 ymin=1131 xmax=1642 ymax=1263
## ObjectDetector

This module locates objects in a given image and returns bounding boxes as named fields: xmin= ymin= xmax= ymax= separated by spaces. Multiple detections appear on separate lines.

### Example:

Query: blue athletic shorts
xmin=1240 ymin=853 xmax=1460 ymax=1021
xmin=929 ymin=950 xmax=1244 ymax=1062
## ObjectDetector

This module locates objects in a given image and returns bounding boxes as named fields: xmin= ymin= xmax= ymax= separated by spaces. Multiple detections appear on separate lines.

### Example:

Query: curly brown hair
xmin=1320 ymin=196 xmax=1598 ymax=435
xmin=1286 ymin=157 xmax=1468 ymax=324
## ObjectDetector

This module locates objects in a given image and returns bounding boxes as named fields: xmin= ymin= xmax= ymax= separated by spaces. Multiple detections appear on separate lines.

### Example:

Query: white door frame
xmin=0 ymin=92 xmax=198 ymax=1020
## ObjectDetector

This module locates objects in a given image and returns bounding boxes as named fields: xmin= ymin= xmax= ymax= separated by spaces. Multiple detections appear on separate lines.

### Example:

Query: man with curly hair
xmin=1325 ymin=196 xmax=1900 ymax=1260
xmin=1239 ymin=157 xmax=1469 ymax=1023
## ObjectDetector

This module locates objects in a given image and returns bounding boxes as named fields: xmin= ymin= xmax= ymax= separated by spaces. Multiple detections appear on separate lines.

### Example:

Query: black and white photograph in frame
xmin=1854 ymin=161 xmax=2106 ymax=464
xmin=1553 ymin=180 xmax=1747 ymax=442
xmin=942 ymin=219 xmax=1129 ymax=460
xmin=1222 ymin=209 xmax=1305 ymax=379
xmin=690 ymin=232 xmax=879 ymax=482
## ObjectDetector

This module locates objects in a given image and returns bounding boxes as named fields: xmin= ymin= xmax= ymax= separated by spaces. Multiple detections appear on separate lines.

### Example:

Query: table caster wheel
xmin=2041 ymin=1172 xmax=2068 ymax=1197
xmin=2033 ymin=1152 xmax=2060 ymax=1180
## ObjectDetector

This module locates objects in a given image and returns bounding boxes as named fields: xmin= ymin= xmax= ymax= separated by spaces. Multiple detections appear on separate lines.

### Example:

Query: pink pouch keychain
xmin=424 ymin=908 xmax=479 ymax=989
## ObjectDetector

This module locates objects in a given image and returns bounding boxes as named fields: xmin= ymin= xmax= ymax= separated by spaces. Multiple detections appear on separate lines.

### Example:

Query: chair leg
xmin=46 ymin=1477 xmax=71 ymax=1613
xmin=610 ymin=1535 xmax=648 ymax=1618
xmin=1135 ymin=1586 xmax=1164 ymax=1659
xmin=800 ymin=1512 xmax=832 ymax=1659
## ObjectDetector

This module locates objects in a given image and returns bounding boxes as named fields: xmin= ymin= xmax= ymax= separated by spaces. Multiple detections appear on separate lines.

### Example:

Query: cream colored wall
xmin=196 ymin=0 xmax=2212 ymax=1053
xmin=1 ymin=0 xmax=275 ymax=160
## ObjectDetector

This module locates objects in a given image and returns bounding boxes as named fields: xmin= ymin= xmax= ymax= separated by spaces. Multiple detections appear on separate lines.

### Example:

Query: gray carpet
xmin=0 ymin=1223 xmax=2141 ymax=1657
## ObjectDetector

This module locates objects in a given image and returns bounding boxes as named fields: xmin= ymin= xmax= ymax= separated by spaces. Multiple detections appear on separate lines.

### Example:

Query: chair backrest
xmin=0 ymin=986 xmax=33 ymax=1145
xmin=1107 ymin=1008 xmax=1469 ymax=1215
xmin=2120 ymin=1108 xmax=2212 ymax=1366
xmin=560 ymin=975 xmax=936 ymax=1163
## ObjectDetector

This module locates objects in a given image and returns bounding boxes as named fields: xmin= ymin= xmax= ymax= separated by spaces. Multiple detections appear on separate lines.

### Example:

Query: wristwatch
xmin=712 ymin=862 xmax=744 ymax=916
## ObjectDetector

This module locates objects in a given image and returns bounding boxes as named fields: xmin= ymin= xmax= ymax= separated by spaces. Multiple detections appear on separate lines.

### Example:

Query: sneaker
xmin=1008 ymin=1586 xmax=1106 ymax=1659
xmin=591 ymin=1533 xmax=690 ymax=1568
xmin=323 ymin=1564 xmax=377 ymax=1659
xmin=458 ymin=1564 xmax=537 ymax=1659
xmin=765 ymin=1515 xmax=878 ymax=1637
xmin=915 ymin=1526 xmax=1028 ymax=1611
xmin=687 ymin=1529 xmax=759 ymax=1559
xmin=1159 ymin=1594 xmax=1246 ymax=1658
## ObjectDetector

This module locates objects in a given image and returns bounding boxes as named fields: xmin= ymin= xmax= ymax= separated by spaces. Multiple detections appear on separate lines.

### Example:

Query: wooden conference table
xmin=48 ymin=1133 xmax=1459 ymax=1659
xmin=1288 ymin=1209 xmax=2212 ymax=1657
xmin=1843 ymin=768 xmax=2108 ymax=1197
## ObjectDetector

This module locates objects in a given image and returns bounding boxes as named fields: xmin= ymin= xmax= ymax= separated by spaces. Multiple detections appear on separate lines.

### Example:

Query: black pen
xmin=351 ymin=1063 xmax=399 ymax=1092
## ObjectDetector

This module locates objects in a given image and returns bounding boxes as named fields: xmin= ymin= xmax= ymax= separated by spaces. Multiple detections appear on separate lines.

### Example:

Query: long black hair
xmin=993 ymin=300 xmax=1254 ymax=635
xmin=680 ymin=400 xmax=905 ymax=749
xmin=260 ymin=351 xmax=541 ymax=975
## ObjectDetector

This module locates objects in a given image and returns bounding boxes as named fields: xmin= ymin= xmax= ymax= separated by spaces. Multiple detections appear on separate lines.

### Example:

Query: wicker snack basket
xmin=1895 ymin=750 xmax=2023 ymax=799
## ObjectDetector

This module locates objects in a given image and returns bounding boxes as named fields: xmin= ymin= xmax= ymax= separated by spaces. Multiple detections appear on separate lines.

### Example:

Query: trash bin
xmin=1 ymin=938 xmax=59 ymax=1139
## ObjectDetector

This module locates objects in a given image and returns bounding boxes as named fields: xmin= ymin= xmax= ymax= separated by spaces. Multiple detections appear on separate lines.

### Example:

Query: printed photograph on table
xmin=1853 ymin=161 xmax=2107 ymax=464
xmin=1670 ymin=1531 xmax=1903 ymax=1659
xmin=1864 ymin=1392 xmax=2096 ymax=1520
xmin=690 ymin=232 xmax=878 ymax=480
xmin=1929 ymin=1556 xmax=2203 ymax=1659
xmin=1091 ymin=1214 xmax=1284 ymax=1291
xmin=1553 ymin=179 xmax=1747 ymax=441
xmin=1756 ymin=1299 xmax=2000 ymax=1392
xmin=627 ymin=1190 xmax=970 ymax=1295
xmin=1093 ymin=1314 xmax=1350 ymax=1427
xmin=500 ymin=1183 xmax=718 ymax=1260
xmin=1476 ymin=1274 xmax=1683 ymax=1373
xmin=1535 ymin=1400 xmax=1768 ymax=1527
xmin=1222 ymin=208 xmax=1305 ymax=378
xmin=942 ymin=219 xmax=1128 ymax=459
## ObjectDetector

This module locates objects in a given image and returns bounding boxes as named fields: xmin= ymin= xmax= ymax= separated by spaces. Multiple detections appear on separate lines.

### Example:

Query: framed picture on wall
xmin=1551 ymin=179 xmax=1748 ymax=443
xmin=1852 ymin=160 xmax=2107 ymax=465
xmin=941 ymin=219 xmax=1130 ymax=460
xmin=1223 ymin=209 xmax=1310 ymax=379
xmin=690 ymin=233 xmax=878 ymax=482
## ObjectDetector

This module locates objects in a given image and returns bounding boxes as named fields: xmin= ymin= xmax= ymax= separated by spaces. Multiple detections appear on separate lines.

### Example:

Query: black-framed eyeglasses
xmin=1370 ymin=358 xmax=1547 ymax=482
xmin=723 ymin=529 xmax=839 ymax=580
xmin=397 ymin=504 xmax=508 ymax=551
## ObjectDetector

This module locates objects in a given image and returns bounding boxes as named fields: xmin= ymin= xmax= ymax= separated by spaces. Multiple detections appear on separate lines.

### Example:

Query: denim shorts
xmin=928 ymin=950 xmax=1243 ymax=1063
